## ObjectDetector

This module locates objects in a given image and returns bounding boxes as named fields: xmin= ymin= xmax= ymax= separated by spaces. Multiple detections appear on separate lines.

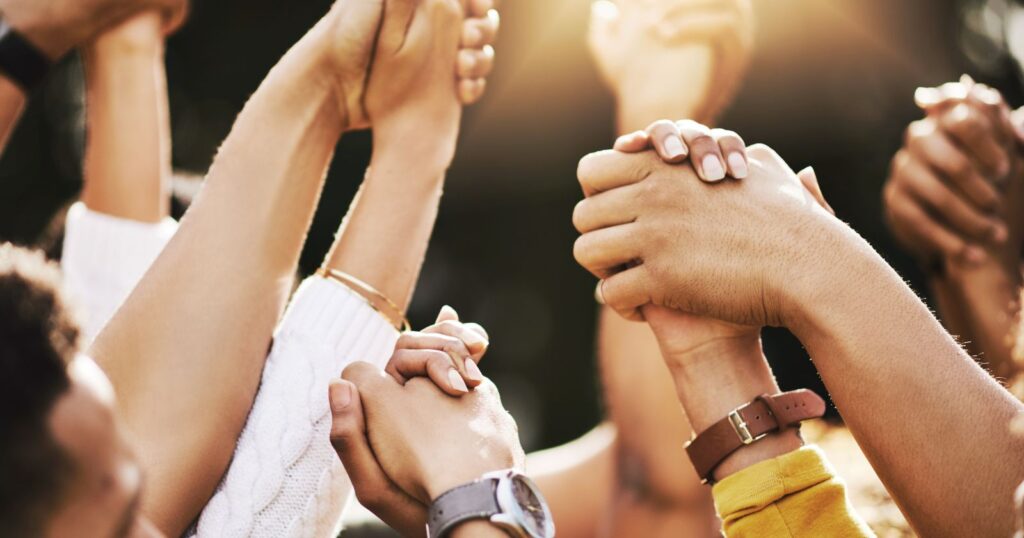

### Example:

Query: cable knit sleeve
xmin=194 ymin=275 xmax=400 ymax=538
xmin=61 ymin=202 xmax=179 ymax=345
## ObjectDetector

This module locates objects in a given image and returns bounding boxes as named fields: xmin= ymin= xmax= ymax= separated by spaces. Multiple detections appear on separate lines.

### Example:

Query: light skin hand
xmin=385 ymin=305 xmax=489 ymax=395
xmin=338 ymin=362 xmax=525 ymax=504
xmin=0 ymin=0 xmax=187 ymax=61
xmin=589 ymin=0 xmax=754 ymax=129
xmin=359 ymin=0 xmax=499 ymax=164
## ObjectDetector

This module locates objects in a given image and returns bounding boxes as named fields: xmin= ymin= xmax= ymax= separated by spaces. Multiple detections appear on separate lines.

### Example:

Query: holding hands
xmin=0 ymin=0 xmax=187 ymax=60
xmin=322 ymin=0 xmax=499 ymax=144
xmin=884 ymin=76 xmax=1024 ymax=268
xmin=330 ymin=307 xmax=522 ymax=536
xmin=573 ymin=119 xmax=834 ymax=328
xmin=589 ymin=0 xmax=754 ymax=124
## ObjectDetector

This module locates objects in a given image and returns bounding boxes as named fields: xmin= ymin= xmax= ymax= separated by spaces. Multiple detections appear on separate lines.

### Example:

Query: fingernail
xmin=448 ymin=369 xmax=469 ymax=393
xmin=702 ymin=155 xmax=726 ymax=181
xmin=464 ymin=359 xmax=483 ymax=382
xmin=330 ymin=382 xmax=352 ymax=412
xmin=727 ymin=153 xmax=748 ymax=178
xmin=992 ymin=223 xmax=1008 ymax=243
xmin=964 ymin=245 xmax=986 ymax=264
xmin=664 ymin=136 xmax=686 ymax=159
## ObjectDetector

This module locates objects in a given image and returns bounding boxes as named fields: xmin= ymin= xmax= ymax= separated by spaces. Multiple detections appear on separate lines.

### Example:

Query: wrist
xmin=667 ymin=337 xmax=807 ymax=481
xmin=667 ymin=336 xmax=772 ymax=433
xmin=370 ymin=132 xmax=454 ymax=183
xmin=372 ymin=112 xmax=459 ymax=171
xmin=290 ymin=18 xmax=351 ymax=132
xmin=425 ymin=460 xmax=520 ymax=502
xmin=777 ymin=218 xmax=878 ymax=334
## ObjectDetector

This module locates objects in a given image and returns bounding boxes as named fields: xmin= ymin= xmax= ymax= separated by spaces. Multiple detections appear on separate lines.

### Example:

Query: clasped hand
xmin=329 ymin=306 xmax=523 ymax=537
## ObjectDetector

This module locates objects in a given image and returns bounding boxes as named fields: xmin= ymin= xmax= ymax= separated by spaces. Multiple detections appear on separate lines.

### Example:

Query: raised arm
xmin=530 ymin=4 xmax=755 ymax=534
xmin=80 ymin=12 xmax=171 ymax=222
xmin=573 ymin=140 xmax=1024 ymax=536
xmin=87 ymin=3 xmax=387 ymax=532
xmin=61 ymin=13 xmax=180 ymax=345
xmin=0 ymin=0 xmax=186 ymax=154
xmin=884 ymin=79 xmax=1024 ymax=384
xmin=194 ymin=2 xmax=501 ymax=535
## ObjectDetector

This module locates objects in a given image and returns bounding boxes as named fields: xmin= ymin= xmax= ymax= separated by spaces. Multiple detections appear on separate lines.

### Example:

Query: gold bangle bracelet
xmin=316 ymin=267 xmax=411 ymax=332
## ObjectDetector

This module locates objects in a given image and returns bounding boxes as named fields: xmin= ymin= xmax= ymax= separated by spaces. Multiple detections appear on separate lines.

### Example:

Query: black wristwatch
xmin=426 ymin=470 xmax=555 ymax=538
xmin=0 ymin=19 xmax=52 ymax=91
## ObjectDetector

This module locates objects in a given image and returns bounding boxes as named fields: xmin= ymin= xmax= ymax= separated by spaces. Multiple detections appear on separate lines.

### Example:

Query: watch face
xmin=510 ymin=475 xmax=553 ymax=537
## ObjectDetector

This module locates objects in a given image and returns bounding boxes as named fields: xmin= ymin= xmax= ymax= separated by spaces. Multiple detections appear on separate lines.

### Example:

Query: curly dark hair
xmin=0 ymin=243 xmax=79 ymax=537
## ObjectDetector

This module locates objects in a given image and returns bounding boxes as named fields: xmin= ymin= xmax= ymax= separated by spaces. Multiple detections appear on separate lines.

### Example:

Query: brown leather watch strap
xmin=685 ymin=389 xmax=826 ymax=484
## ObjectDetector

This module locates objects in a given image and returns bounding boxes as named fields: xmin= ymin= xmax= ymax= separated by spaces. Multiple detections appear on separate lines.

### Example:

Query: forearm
xmin=790 ymin=224 xmax=1024 ymax=536
xmin=595 ymin=308 xmax=718 ymax=534
xmin=941 ymin=257 xmax=1022 ymax=380
xmin=655 ymin=325 xmax=873 ymax=537
xmin=527 ymin=424 xmax=616 ymax=538
xmin=81 ymin=14 xmax=171 ymax=222
xmin=322 ymin=140 xmax=449 ymax=312
xmin=90 ymin=19 xmax=345 ymax=534
xmin=0 ymin=76 xmax=25 ymax=155
xmin=615 ymin=48 xmax=713 ymax=133
xmin=196 ymin=277 xmax=399 ymax=537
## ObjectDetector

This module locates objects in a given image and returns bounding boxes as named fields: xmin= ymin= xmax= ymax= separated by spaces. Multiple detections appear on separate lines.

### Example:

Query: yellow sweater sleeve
xmin=711 ymin=445 xmax=876 ymax=537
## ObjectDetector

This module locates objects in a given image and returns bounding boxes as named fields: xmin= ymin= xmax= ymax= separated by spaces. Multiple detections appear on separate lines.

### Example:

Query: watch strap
xmin=685 ymin=389 xmax=826 ymax=483
xmin=0 ymin=20 xmax=52 ymax=91
xmin=427 ymin=478 xmax=501 ymax=537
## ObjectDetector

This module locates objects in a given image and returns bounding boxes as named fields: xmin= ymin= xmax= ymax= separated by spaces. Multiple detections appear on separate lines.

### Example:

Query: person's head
xmin=0 ymin=243 xmax=146 ymax=538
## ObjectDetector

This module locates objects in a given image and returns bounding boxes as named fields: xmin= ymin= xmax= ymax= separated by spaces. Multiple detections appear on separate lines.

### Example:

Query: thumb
xmin=436 ymin=304 xmax=460 ymax=323
xmin=328 ymin=379 xmax=430 ymax=534
xmin=588 ymin=1 xmax=619 ymax=54
xmin=330 ymin=379 xmax=367 ymax=446
xmin=797 ymin=167 xmax=834 ymax=215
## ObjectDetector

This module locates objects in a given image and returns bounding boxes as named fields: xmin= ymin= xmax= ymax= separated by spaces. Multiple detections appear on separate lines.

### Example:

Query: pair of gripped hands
xmin=329 ymin=78 xmax=1024 ymax=532
xmin=326 ymin=115 xmax=841 ymax=533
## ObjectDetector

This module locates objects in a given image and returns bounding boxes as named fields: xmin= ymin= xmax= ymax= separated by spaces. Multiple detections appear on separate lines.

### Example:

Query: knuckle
xmin=395 ymin=333 xmax=417 ymax=348
xmin=442 ymin=340 xmax=469 ymax=357
xmin=577 ymin=152 xmax=602 ymax=184
xmin=572 ymin=199 xmax=589 ymax=231
xmin=675 ymin=119 xmax=704 ymax=131
xmin=711 ymin=128 xmax=744 ymax=145
xmin=355 ymin=487 xmax=387 ymax=510
xmin=648 ymin=119 xmax=676 ymax=135
xmin=745 ymin=143 xmax=774 ymax=159
xmin=689 ymin=133 xmax=716 ymax=149
xmin=947 ymin=156 xmax=971 ymax=178
xmin=573 ymin=234 xmax=593 ymax=265
xmin=341 ymin=361 xmax=376 ymax=383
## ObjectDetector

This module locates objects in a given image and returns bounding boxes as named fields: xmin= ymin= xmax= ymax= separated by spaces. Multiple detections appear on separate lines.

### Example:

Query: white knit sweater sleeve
xmin=194 ymin=275 xmax=400 ymax=538
xmin=61 ymin=201 xmax=179 ymax=345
